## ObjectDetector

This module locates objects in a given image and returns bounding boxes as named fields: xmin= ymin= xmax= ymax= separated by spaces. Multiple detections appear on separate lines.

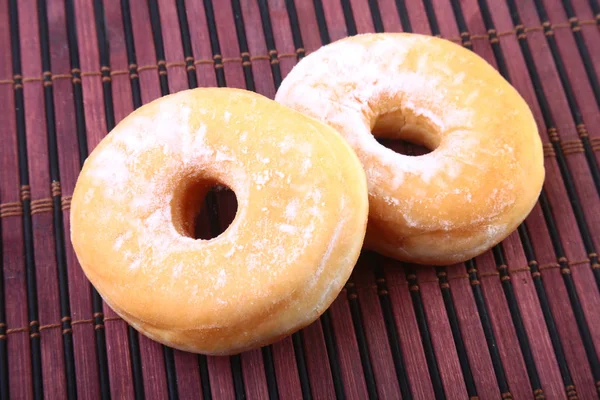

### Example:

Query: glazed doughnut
xmin=70 ymin=88 xmax=368 ymax=355
xmin=276 ymin=33 xmax=544 ymax=265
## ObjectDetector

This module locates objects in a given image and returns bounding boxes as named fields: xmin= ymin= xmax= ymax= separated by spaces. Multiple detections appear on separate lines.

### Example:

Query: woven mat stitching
xmin=1 ymin=134 xmax=597 ymax=218
xmin=2 ymin=258 xmax=595 ymax=336
xmin=0 ymin=19 xmax=596 ymax=84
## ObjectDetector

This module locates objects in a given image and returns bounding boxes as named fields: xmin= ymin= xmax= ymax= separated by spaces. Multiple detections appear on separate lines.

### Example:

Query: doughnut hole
xmin=371 ymin=108 xmax=441 ymax=156
xmin=171 ymin=178 xmax=238 ymax=240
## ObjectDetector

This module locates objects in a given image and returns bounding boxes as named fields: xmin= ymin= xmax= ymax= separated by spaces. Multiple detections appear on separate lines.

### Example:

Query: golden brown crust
xmin=71 ymin=88 xmax=369 ymax=355
xmin=276 ymin=33 xmax=545 ymax=265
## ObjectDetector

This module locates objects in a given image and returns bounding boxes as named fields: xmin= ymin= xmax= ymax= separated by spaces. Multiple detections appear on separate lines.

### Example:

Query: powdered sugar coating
xmin=276 ymin=33 xmax=544 ymax=265
xmin=71 ymin=88 xmax=369 ymax=354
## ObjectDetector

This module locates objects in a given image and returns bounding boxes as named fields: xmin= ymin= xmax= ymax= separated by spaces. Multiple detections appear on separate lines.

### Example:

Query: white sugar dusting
xmin=278 ymin=136 xmax=293 ymax=153
xmin=114 ymin=231 xmax=132 ymax=251
xmin=172 ymin=263 xmax=183 ymax=278
xmin=216 ymin=151 xmax=233 ymax=162
xmin=224 ymin=246 xmax=236 ymax=258
xmin=129 ymin=257 xmax=141 ymax=271
xmin=216 ymin=269 xmax=227 ymax=288
xmin=87 ymin=146 xmax=129 ymax=186
xmin=302 ymin=223 xmax=315 ymax=241
xmin=285 ymin=200 xmax=299 ymax=220
xmin=279 ymin=224 xmax=297 ymax=234
xmin=275 ymin=34 xmax=486 ymax=197
xmin=83 ymin=188 xmax=95 ymax=204
xmin=145 ymin=208 xmax=167 ymax=231
xmin=310 ymin=189 xmax=322 ymax=202
xmin=254 ymin=170 xmax=271 ymax=188
xmin=114 ymin=236 xmax=125 ymax=251
xmin=301 ymin=159 xmax=312 ymax=173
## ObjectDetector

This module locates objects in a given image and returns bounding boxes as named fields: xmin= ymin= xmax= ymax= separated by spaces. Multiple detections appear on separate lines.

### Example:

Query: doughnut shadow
xmin=193 ymin=186 xmax=237 ymax=240
xmin=376 ymin=138 xmax=432 ymax=157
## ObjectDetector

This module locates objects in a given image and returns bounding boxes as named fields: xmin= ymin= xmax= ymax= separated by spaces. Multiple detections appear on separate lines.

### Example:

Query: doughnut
xmin=70 ymin=88 xmax=369 ymax=355
xmin=276 ymin=33 xmax=544 ymax=265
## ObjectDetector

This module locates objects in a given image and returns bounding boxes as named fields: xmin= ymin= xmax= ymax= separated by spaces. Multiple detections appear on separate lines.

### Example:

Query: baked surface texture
xmin=276 ymin=33 xmax=545 ymax=265
xmin=71 ymin=88 xmax=369 ymax=355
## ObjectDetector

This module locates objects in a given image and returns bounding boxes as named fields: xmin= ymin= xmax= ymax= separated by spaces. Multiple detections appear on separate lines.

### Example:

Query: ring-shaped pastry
xmin=276 ymin=33 xmax=545 ymax=265
xmin=71 ymin=88 xmax=369 ymax=354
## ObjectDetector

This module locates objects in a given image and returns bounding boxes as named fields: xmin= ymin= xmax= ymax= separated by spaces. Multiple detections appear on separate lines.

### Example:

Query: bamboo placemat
xmin=1 ymin=0 xmax=600 ymax=398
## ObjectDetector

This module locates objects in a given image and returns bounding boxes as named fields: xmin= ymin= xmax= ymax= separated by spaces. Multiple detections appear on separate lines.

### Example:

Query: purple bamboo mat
xmin=1 ymin=0 xmax=600 ymax=398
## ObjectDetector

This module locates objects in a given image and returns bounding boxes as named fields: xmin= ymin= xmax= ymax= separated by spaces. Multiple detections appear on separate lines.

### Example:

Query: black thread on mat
xmin=312 ymin=0 xmax=331 ymax=45
xmin=538 ymin=191 xmax=600 ymax=392
xmin=146 ymin=0 xmax=169 ymax=95
xmin=8 ymin=1 xmax=43 ymax=398
xmin=405 ymin=269 xmax=445 ymax=399
xmin=259 ymin=346 xmax=279 ymax=400
xmin=64 ymin=0 xmax=89 ymax=165
xmin=175 ymin=0 xmax=198 ymax=89
xmin=345 ymin=282 xmax=378 ymax=399
xmin=518 ymin=226 xmax=578 ymax=399
xmin=214 ymin=0 xmax=280 ymax=397
xmin=229 ymin=0 xmax=255 ymax=92
xmin=290 ymin=333 xmax=312 ymax=400
xmin=201 ymin=1 xmax=247 ymax=398
xmin=93 ymin=0 xmax=146 ymax=398
xmin=337 ymin=3 xmax=391 ymax=398
xmin=476 ymin=1 xmax=590 ymax=395
xmin=277 ymin=5 xmax=314 ymax=397
xmin=447 ymin=1 xmax=548 ymax=396
xmin=465 ymin=260 xmax=512 ymax=397
xmin=254 ymin=3 xmax=325 ymax=399
xmin=364 ymin=5 xmax=414 ymax=397
xmin=421 ymin=0 xmax=440 ymax=35
xmin=558 ymin=0 xmax=600 ymax=107
xmin=227 ymin=355 xmax=245 ymax=400
xmin=339 ymin=0 xmax=357 ymax=36
xmin=135 ymin=2 xmax=182 ymax=399
xmin=200 ymin=0 xmax=228 ymax=257
xmin=119 ymin=0 xmax=143 ymax=110
xmin=395 ymin=2 xmax=479 ymax=396
xmin=230 ymin=1 xmax=282 ymax=397
xmin=372 ymin=260 xmax=411 ymax=399
xmin=310 ymin=4 xmax=373 ymax=398
xmin=589 ymin=0 xmax=600 ymax=24
xmin=283 ymin=0 xmax=306 ymax=59
xmin=447 ymin=0 xmax=471 ymax=46
xmin=202 ymin=0 xmax=227 ymax=87
xmin=480 ymin=2 xmax=585 ymax=396
xmin=364 ymin=4 xmax=416 ymax=392
xmin=256 ymin=0 xmax=282 ymax=88
xmin=493 ymin=247 xmax=545 ymax=397
xmin=366 ymin=0 xmax=384 ymax=32
xmin=530 ymin=0 xmax=600 ymax=198
xmin=318 ymin=310 xmax=345 ymax=399
xmin=36 ymin=0 xmax=77 ymax=397
xmin=274 ymin=5 xmax=313 ymax=398
xmin=392 ymin=0 xmax=412 ymax=33
xmin=434 ymin=269 xmax=478 ymax=398
xmin=171 ymin=1 xmax=214 ymax=398
xmin=504 ymin=0 xmax=600 ymax=297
